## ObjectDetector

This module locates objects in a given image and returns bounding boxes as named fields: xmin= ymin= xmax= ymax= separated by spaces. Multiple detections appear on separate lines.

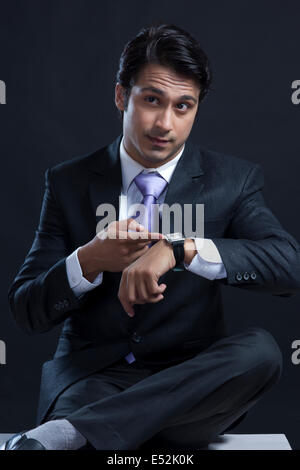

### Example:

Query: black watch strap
xmin=172 ymin=240 xmax=185 ymax=268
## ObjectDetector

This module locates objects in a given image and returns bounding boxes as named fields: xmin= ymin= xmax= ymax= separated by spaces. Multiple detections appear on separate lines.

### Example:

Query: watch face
xmin=166 ymin=232 xmax=184 ymax=242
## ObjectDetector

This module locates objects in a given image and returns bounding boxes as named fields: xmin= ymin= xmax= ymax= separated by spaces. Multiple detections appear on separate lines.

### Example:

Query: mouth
xmin=147 ymin=135 xmax=170 ymax=146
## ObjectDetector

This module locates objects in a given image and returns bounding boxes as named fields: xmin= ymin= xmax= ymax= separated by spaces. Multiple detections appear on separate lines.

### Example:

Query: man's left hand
xmin=117 ymin=238 xmax=176 ymax=317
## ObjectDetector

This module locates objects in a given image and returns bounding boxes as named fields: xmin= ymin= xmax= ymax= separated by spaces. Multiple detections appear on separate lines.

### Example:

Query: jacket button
xmin=250 ymin=272 xmax=257 ymax=280
xmin=131 ymin=332 xmax=143 ymax=343
xmin=54 ymin=303 xmax=61 ymax=311
xmin=236 ymin=273 xmax=243 ymax=281
xmin=243 ymin=272 xmax=250 ymax=281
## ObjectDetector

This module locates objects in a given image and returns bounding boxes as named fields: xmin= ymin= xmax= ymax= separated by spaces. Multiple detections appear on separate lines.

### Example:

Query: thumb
xmin=118 ymin=217 xmax=136 ymax=231
xmin=127 ymin=217 xmax=145 ymax=232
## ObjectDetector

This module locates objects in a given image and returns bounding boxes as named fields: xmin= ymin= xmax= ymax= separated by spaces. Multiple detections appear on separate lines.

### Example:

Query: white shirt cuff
xmin=183 ymin=238 xmax=227 ymax=280
xmin=66 ymin=247 xmax=103 ymax=297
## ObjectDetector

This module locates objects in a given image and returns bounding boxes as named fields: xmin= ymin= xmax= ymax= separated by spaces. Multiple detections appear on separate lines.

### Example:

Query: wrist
xmin=78 ymin=244 xmax=103 ymax=282
xmin=184 ymin=238 xmax=197 ymax=265
xmin=161 ymin=238 xmax=176 ymax=268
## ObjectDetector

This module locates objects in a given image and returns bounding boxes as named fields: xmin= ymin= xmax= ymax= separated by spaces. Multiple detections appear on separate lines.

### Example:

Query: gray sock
xmin=25 ymin=419 xmax=87 ymax=450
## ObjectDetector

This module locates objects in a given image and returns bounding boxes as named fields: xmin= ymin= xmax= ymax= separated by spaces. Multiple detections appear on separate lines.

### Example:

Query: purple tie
xmin=133 ymin=171 xmax=168 ymax=234
xmin=124 ymin=171 xmax=168 ymax=365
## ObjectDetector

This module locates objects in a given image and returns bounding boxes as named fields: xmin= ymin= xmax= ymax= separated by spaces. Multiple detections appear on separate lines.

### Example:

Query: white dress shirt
xmin=66 ymin=137 xmax=227 ymax=298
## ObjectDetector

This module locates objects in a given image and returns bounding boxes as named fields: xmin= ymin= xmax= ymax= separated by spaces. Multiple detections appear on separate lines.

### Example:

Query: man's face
xmin=115 ymin=63 xmax=200 ymax=168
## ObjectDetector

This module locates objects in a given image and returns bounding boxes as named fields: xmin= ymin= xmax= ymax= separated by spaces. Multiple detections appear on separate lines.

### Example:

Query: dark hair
xmin=115 ymin=23 xmax=212 ymax=120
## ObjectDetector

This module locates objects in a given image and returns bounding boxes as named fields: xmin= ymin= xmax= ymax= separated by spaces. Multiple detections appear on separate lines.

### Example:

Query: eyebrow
xmin=140 ymin=86 xmax=198 ymax=104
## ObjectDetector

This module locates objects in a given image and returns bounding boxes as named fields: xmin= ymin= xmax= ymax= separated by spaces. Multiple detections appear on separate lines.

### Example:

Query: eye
xmin=176 ymin=103 xmax=190 ymax=111
xmin=144 ymin=96 xmax=159 ymax=104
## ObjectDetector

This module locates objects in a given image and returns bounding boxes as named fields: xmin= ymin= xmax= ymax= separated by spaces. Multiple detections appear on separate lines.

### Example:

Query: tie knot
xmin=134 ymin=171 xmax=168 ymax=200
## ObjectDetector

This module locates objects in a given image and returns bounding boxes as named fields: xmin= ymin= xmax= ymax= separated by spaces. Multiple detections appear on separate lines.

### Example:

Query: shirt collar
xmin=119 ymin=136 xmax=185 ymax=194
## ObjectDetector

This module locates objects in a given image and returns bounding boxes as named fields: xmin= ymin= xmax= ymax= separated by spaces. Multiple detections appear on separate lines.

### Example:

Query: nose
xmin=154 ymin=107 xmax=173 ymax=134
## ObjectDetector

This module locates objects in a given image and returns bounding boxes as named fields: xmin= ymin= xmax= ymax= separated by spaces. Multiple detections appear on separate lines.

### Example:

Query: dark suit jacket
xmin=8 ymin=134 xmax=300 ymax=427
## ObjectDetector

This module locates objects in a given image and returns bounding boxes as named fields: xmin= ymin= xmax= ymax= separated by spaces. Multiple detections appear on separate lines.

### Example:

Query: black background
xmin=1 ymin=0 xmax=299 ymax=449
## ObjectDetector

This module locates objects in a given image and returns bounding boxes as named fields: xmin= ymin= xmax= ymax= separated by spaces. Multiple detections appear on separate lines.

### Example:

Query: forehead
xmin=134 ymin=63 xmax=200 ymax=97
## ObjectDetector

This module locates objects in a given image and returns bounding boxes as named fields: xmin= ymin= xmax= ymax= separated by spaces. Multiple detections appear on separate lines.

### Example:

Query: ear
xmin=115 ymin=83 xmax=125 ymax=111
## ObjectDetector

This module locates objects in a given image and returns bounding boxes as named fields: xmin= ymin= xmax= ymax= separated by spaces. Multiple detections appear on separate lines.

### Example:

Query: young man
xmin=4 ymin=23 xmax=300 ymax=450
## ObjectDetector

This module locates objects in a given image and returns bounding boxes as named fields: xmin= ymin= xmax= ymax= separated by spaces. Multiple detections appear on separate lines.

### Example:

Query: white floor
xmin=0 ymin=433 xmax=292 ymax=450
xmin=207 ymin=434 xmax=292 ymax=450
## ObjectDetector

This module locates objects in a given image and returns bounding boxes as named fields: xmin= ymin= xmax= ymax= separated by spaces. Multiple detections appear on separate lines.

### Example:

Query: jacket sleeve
xmin=211 ymin=164 xmax=300 ymax=296
xmin=8 ymin=168 xmax=88 ymax=334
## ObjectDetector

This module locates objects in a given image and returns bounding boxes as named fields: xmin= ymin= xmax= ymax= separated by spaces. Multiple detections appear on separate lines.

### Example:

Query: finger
xmin=118 ymin=273 xmax=135 ymax=317
xmin=150 ymin=231 xmax=165 ymax=240
xmin=127 ymin=245 xmax=149 ymax=262
xmin=135 ymin=279 xmax=167 ymax=303
xmin=134 ymin=291 xmax=164 ymax=304
xmin=126 ymin=230 xmax=164 ymax=242
xmin=147 ymin=278 xmax=167 ymax=296
xmin=114 ymin=219 xmax=127 ymax=233
xmin=142 ymin=293 xmax=165 ymax=303
xmin=126 ymin=302 xmax=135 ymax=317
xmin=115 ymin=218 xmax=142 ymax=236
xmin=158 ymin=283 xmax=167 ymax=292
xmin=135 ymin=277 xmax=149 ymax=303
xmin=113 ymin=229 xmax=143 ymax=240
xmin=117 ymin=229 xmax=148 ymax=241
xmin=123 ymin=300 xmax=135 ymax=317
xmin=128 ymin=218 xmax=145 ymax=232
xmin=127 ymin=271 xmax=137 ymax=306
xmin=119 ymin=289 xmax=135 ymax=317
xmin=118 ymin=217 xmax=136 ymax=230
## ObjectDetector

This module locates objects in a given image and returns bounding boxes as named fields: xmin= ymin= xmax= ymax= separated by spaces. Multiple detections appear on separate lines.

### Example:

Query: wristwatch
xmin=164 ymin=232 xmax=186 ymax=270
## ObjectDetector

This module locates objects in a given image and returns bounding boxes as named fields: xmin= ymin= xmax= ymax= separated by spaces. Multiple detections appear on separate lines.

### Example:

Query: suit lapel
xmin=162 ymin=139 xmax=205 ymax=235
xmin=88 ymin=135 xmax=123 ymax=232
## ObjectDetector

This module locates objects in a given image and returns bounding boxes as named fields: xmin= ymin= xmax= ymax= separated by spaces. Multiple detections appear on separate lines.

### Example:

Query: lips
xmin=148 ymin=136 xmax=169 ymax=145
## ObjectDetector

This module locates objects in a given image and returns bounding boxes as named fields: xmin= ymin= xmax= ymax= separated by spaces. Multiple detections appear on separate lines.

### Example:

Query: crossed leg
xmin=44 ymin=327 xmax=282 ymax=450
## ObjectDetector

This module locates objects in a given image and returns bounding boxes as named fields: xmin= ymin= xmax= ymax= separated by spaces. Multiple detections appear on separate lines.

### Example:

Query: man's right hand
xmin=77 ymin=217 xmax=164 ymax=282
